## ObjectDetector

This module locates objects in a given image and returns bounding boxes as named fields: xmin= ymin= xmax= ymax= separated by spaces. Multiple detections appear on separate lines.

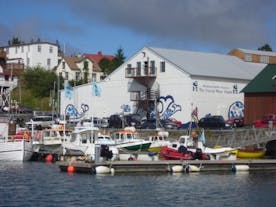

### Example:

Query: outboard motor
xmin=100 ymin=145 xmax=113 ymax=160
xmin=193 ymin=148 xmax=203 ymax=160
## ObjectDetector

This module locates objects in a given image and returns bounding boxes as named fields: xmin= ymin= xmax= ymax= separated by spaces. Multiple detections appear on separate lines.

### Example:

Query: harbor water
xmin=1 ymin=161 xmax=276 ymax=207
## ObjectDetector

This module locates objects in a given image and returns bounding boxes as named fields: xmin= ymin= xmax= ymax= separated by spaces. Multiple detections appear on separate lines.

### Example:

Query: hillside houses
xmin=0 ymin=42 xmax=59 ymax=70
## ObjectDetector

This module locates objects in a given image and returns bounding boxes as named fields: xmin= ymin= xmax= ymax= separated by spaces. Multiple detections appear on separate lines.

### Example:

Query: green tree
xmin=8 ymin=37 xmax=23 ymax=45
xmin=258 ymin=44 xmax=273 ymax=51
xmin=83 ymin=60 xmax=89 ymax=83
xmin=112 ymin=47 xmax=126 ymax=68
xmin=23 ymin=67 xmax=57 ymax=98
xmin=98 ymin=57 xmax=112 ymax=75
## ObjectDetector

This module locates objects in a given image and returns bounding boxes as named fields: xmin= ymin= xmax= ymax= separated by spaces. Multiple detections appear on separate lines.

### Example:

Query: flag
xmin=199 ymin=129 xmax=206 ymax=145
xmin=64 ymin=81 xmax=73 ymax=99
xmin=191 ymin=106 xmax=198 ymax=123
xmin=91 ymin=81 xmax=101 ymax=97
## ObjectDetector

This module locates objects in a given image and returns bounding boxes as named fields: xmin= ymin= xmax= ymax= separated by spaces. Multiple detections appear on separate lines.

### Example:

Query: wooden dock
xmin=58 ymin=159 xmax=276 ymax=174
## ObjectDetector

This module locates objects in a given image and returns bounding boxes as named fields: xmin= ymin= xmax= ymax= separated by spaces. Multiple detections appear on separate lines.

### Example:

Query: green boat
xmin=113 ymin=127 xmax=151 ymax=152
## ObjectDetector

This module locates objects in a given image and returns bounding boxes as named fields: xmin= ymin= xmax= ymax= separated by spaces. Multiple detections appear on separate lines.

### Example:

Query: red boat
xmin=160 ymin=145 xmax=210 ymax=160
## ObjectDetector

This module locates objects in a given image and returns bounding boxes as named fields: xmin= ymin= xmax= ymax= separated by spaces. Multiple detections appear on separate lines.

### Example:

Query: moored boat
xmin=112 ymin=127 xmax=152 ymax=152
xmin=0 ymin=131 xmax=33 ymax=161
xmin=237 ymin=147 xmax=265 ymax=159
xmin=147 ymin=131 xmax=171 ymax=153
xmin=33 ymin=124 xmax=71 ymax=154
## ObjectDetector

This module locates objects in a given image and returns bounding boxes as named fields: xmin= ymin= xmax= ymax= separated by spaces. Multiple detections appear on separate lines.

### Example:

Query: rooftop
xmin=148 ymin=47 xmax=266 ymax=80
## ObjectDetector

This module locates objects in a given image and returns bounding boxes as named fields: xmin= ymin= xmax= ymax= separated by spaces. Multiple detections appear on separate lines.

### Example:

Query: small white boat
xmin=0 ymin=135 xmax=33 ymax=161
xmin=112 ymin=127 xmax=152 ymax=151
xmin=33 ymin=124 xmax=71 ymax=154
xmin=147 ymin=131 xmax=171 ymax=153
xmin=62 ymin=126 xmax=118 ymax=161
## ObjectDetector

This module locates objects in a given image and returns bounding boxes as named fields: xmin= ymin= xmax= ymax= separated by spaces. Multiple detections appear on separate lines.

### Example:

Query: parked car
xmin=138 ymin=119 xmax=179 ymax=130
xmin=226 ymin=117 xmax=244 ymax=127
xmin=124 ymin=113 xmax=143 ymax=127
xmin=253 ymin=113 xmax=276 ymax=128
xmin=168 ymin=118 xmax=182 ymax=128
xmin=108 ymin=114 xmax=123 ymax=128
xmin=198 ymin=115 xmax=230 ymax=129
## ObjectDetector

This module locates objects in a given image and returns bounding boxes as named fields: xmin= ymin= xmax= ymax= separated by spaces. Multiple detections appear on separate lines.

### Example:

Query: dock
xmin=58 ymin=159 xmax=276 ymax=174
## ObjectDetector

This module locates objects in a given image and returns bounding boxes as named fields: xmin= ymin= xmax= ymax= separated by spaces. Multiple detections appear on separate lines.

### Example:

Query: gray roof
xmin=148 ymin=47 xmax=266 ymax=80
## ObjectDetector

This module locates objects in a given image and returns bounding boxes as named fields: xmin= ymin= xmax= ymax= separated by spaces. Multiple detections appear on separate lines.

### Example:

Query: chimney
xmin=98 ymin=51 xmax=102 ymax=56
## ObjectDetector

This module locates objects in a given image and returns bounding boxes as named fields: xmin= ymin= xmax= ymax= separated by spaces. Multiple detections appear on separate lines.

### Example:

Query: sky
xmin=1 ymin=0 xmax=276 ymax=59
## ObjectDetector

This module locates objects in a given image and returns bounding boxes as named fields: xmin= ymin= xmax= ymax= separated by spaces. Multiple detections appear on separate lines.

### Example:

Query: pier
xmin=58 ymin=159 xmax=276 ymax=174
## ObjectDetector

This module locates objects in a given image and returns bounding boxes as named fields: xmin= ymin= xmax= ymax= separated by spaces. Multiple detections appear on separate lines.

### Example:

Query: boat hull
xmin=0 ymin=140 xmax=33 ymax=161
xmin=119 ymin=142 xmax=151 ymax=151
xmin=160 ymin=146 xmax=210 ymax=160
xmin=237 ymin=149 xmax=265 ymax=159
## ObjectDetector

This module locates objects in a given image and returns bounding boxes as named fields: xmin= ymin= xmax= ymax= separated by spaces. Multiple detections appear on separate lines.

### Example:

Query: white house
xmin=0 ymin=42 xmax=58 ymax=70
xmin=55 ymin=56 xmax=103 ymax=83
xmin=60 ymin=46 xmax=266 ymax=123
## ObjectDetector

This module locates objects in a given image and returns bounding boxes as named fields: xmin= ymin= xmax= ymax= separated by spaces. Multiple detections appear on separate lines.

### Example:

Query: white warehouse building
xmin=60 ymin=47 xmax=266 ymax=124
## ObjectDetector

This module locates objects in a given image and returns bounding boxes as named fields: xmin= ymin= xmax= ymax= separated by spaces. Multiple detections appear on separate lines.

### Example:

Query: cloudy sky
xmin=1 ymin=0 xmax=275 ymax=58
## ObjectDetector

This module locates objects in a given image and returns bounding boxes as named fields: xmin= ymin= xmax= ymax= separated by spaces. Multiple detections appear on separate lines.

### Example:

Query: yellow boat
xmin=147 ymin=131 xmax=171 ymax=153
xmin=237 ymin=147 xmax=265 ymax=159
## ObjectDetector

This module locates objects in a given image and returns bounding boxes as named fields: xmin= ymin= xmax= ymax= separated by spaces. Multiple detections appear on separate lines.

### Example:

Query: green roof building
xmin=242 ymin=64 xmax=276 ymax=125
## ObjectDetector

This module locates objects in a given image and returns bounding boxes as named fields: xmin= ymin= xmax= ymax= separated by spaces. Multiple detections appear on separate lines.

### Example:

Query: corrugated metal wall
xmin=244 ymin=93 xmax=276 ymax=125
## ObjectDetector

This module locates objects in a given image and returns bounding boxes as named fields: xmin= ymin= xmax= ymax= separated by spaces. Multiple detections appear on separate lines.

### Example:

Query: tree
xmin=112 ymin=47 xmax=126 ymax=68
xmin=98 ymin=57 xmax=112 ymax=75
xmin=83 ymin=60 xmax=89 ymax=83
xmin=258 ymin=44 xmax=273 ymax=51
xmin=97 ymin=47 xmax=126 ymax=75
xmin=23 ymin=67 xmax=58 ymax=98
xmin=8 ymin=37 xmax=23 ymax=46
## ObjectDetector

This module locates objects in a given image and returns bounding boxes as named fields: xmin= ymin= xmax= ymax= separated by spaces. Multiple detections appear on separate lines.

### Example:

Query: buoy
xmin=189 ymin=165 xmax=201 ymax=172
xmin=110 ymin=168 xmax=115 ymax=175
xmin=169 ymin=165 xmax=183 ymax=173
xmin=95 ymin=166 xmax=111 ymax=174
xmin=232 ymin=164 xmax=249 ymax=172
xmin=67 ymin=165 xmax=75 ymax=173
xmin=45 ymin=154 xmax=53 ymax=162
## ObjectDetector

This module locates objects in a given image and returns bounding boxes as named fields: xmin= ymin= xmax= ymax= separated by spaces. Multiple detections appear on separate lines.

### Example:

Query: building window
xmin=49 ymin=46 xmax=53 ymax=53
xmin=38 ymin=45 xmax=41 ymax=52
xmin=137 ymin=62 xmax=141 ymax=69
xmin=83 ymin=61 xmax=89 ymax=69
xmin=65 ymin=72 xmax=69 ymax=80
xmin=126 ymin=64 xmax=132 ymax=75
xmin=244 ymin=54 xmax=252 ymax=62
xmin=62 ymin=61 xmax=65 ymax=69
xmin=21 ymin=46 xmax=24 ymax=53
xmin=160 ymin=61 xmax=165 ymax=72
xmin=260 ymin=55 xmax=269 ymax=63
xmin=28 ymin=45 xmax=30 ymax=52
xmin=15 ymin=47 xmax=18 ymax=54
xmin=76 ymin=72 xmax=80 ymax=81
xmin=47 ymin=58 xmax=51 ymax=67
xmin=150 ymin=61 xmax=155 ymax=74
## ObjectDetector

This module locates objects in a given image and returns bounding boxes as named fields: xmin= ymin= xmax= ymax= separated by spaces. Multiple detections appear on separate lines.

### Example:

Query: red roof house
xmin=84 ymin=51 xmax=114 ymax=64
